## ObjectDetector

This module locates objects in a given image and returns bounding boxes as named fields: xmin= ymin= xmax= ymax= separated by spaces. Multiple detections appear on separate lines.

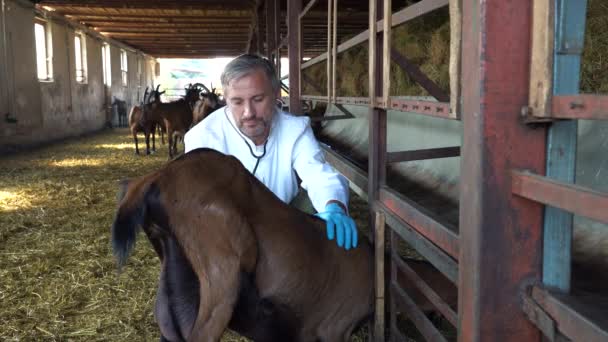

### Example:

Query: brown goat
xmin=192 ymin=87 xmax=222 ymax=125
xmin=111 ymin=148 xmax=374 ymax=341
xmin=129 ymin=87 xmax=166 ymax=155
xmin=147 ymin=85 xmax=200 ymax=159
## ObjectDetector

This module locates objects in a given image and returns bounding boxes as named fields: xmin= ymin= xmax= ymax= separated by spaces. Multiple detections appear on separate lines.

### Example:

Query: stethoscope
xmin=224 ymin=107 xmax=269 ymax=176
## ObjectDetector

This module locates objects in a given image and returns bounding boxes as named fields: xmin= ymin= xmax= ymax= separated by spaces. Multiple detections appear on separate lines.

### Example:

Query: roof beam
xmin=39 ymin=1 xmax=253 ymax=10
xmin=96 ymin=28 xmax=249 ymax=34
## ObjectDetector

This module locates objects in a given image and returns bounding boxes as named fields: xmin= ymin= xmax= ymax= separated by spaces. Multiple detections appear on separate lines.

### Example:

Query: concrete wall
xmin=0 ymin=0 xmax=157 ymax=152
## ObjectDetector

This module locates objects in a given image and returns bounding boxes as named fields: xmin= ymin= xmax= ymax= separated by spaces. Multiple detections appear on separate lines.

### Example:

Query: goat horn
xmin=142 ymin=87 xmax=149 ymax=104
xmin=155 ymin=84 xmax=161 ymax=92
xmin=191 ymin=82 xmax=210 ymax=93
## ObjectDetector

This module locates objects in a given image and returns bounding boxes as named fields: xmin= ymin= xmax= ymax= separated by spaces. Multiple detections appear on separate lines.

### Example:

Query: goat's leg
xmin=167 ymin=129 xmax=174 ymax=159
xmin=132 ymin=129 xmax=140 ymax=155
xmin=188 ymin=259 xmax=241 ymax=342
xmin=144 ymin=130 xmax=151 ymax=155
xmin=151 ymin=123 xmax=157 ymax=153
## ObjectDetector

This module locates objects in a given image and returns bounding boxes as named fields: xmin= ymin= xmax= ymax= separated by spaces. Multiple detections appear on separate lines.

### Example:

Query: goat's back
xmin=116 ymin=148 xmax=374 ymax=340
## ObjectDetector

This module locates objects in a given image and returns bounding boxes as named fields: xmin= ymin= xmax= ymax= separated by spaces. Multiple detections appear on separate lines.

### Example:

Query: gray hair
xmin=221 ymin=54 xmax=281 ymax=95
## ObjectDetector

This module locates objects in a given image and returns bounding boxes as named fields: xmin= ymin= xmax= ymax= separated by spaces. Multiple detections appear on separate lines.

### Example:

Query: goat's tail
xmin=111 ymin=177 xmax=152 ymax=270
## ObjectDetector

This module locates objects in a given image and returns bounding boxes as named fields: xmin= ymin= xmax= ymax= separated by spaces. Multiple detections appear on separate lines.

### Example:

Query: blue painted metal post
xmin=542 ymin=0 xmax=588 ymax=292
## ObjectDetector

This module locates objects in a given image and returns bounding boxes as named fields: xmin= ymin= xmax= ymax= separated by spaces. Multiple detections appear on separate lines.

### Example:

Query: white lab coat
xmin=184 ymin=106 xmax=349 ymax=213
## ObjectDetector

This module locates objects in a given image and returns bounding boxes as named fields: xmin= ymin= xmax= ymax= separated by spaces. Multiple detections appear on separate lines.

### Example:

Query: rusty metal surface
xmin=512 ymin=170 xmax=608 ymax=225
xmin=379 ymin=187 xmax=459 ymax=260
xmin=551 ymin=95 xmax=608 ymax=120
xmin=532 ymin=286 xmax=608 ymax=342
xmin=387 ymin=146 xmax=460 ymax=163
xmin=458 ymin=0 xmax=546 ymax=340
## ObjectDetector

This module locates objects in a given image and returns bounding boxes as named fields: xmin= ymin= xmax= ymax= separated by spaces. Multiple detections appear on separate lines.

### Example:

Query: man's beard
xmin=238 ymin=117 xmax=270 ymax=140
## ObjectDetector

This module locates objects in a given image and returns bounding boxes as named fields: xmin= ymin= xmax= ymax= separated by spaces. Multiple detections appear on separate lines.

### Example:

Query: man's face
xmin=225 ymin=69 xmax=277 ymax=145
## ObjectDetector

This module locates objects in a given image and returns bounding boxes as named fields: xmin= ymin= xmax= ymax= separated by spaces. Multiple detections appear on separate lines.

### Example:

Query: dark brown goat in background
xmin=192 ymin=85 xmax=223 ymax=125
xmin=146 ymin=84 xmax=202 ymax=159
xmin=111 ymin=148 xmax=375 ymax=341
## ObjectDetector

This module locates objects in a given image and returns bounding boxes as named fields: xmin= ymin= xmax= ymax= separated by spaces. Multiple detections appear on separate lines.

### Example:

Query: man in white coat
xmin=184 ymin=54 xmax=358 ymax=250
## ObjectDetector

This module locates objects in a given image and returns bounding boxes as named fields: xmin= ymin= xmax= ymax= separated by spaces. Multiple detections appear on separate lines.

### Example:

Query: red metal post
xmin=459 ymin=0 xmax=547 ymax=340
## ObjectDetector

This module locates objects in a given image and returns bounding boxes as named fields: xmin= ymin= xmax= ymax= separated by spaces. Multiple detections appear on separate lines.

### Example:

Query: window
xmin=74 ymin=32 xmax=87 ymax=83
xmin=120 ymin=49 xmax=128 ymax=86
xmin=34 ymin=20 xmax=53 ymax=81
xmin=102 ymin=43 xmax=111 ymax=86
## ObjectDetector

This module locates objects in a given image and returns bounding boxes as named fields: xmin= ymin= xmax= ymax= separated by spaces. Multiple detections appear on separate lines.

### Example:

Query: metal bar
xmin=542 ymin=0 xmax=588 ymax=292
xmin=391 ymin=281 xmax=448 ymax=342
xmin=459 ymin=0 xmax=546 ymax=340
xmin=288 ymin=0 xmax=302 ymax=115
xmin=265 ymin=0 xmax=275 ymax=57
xmin=384 ymin=209 xmax=458 ymax=284
xmin=512 ymin=170 xmax=608 ymax=225
xmin=245 ymin=0 xmax=261 ymax=53
xmin=310 ymin=114 xmax=351 ymax=122
xmin=532 ymin=286 xmax=608 ymax=342
xmin=387 ymin=146 xmax=460 ymax=163
xmin=388 ymin=98 xmax=454 ymax=119
xmin=374 ymin=211 xmax=386 ymax=342
xmin=298 ymin=0 xmax=319 ymax=21
xmin=332 ymin=0 xmax=338 ymax=102
xmin=382 ymin=0 xmax=391 ymax=106
xmin=301 ymin=95 xmax=331 ymax=102
xmin=389 ymin=229 xmax=399 ymax=342
xmin=390 ymin=48 xmax=450 ymax=102
xmin=301 ymin=0 xmax=449 ymax=70
xmin=551 ymin=94 xmax=608 ymax=120
xmin=522 ymin=292 xmax=571 ymax=342
xmin=392 ymin=252 xmax=457 ymax=326
xmin=320 ymin=145 xmax=368 ymax=198
xmin=379 ymin=187 xmax=459 ymax=260
xmin=301 ymin=95 xmax=456 ymax=120
xmin=327 ymin=0 xmax=333 ymax=102
xmin=256 ymin=4 xmax=263 ymax=55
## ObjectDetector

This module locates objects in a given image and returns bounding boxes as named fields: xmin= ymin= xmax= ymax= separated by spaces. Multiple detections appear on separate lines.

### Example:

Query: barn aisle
xmin=0 ymin=128 xmax=252 ymax=341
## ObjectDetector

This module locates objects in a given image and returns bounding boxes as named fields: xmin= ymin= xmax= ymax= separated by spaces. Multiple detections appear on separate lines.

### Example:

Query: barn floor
xmin=0 ymin=128 xmax=453 ymax=341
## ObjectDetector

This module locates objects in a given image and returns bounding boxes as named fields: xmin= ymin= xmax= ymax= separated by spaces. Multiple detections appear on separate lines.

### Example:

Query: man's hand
xmin=315 ymin=202 xmax=358 ymax=250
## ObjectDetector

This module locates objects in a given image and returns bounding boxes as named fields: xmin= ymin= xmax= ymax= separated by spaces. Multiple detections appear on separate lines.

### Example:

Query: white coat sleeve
xmin=292 ymin=122 xmax=349 ymax=213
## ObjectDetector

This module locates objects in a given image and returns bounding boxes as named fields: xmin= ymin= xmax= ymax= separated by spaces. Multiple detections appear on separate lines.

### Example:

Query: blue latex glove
xmin=315 ymin=202 xmax=358 ymax=250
